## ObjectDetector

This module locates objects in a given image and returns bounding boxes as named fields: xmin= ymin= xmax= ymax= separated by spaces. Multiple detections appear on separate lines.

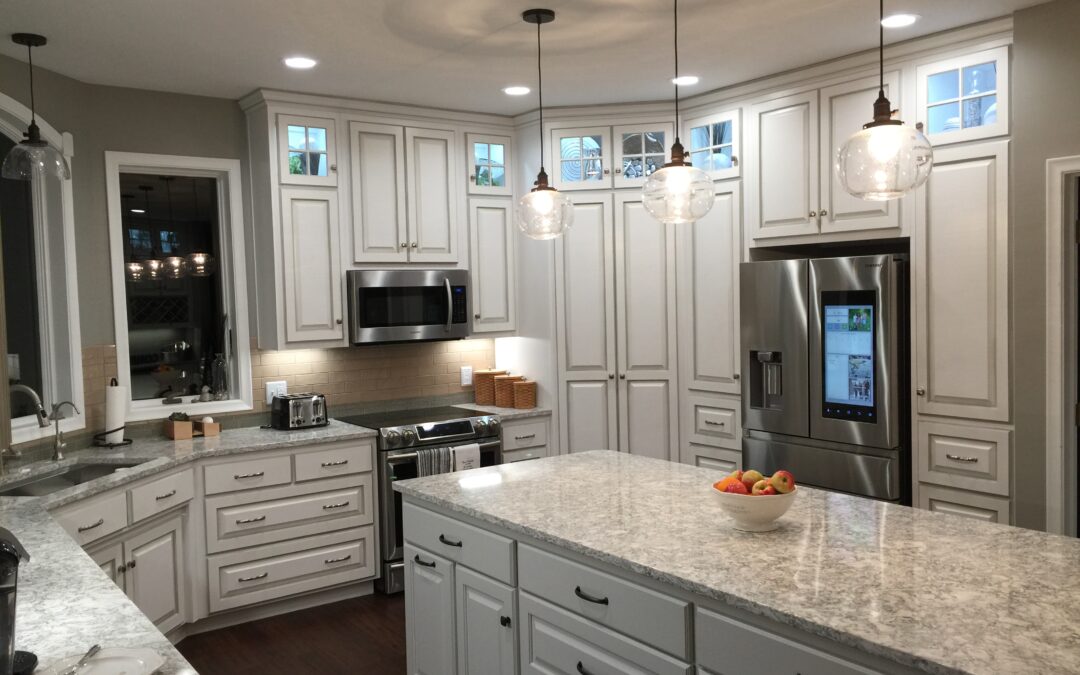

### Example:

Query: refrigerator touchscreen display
xmin=822 ymin=290 xmax=877 ymax=423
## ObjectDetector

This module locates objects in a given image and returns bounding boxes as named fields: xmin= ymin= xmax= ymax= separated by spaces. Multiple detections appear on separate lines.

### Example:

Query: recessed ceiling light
xmin=284 ymin=56 xmax=318 ymax=70
xmin=881 ymin=13 xmax=919 ymax=28
xmin=503 ymin=85 xmax=531 ymax=96
xmin=130 ymin=208 xmax=145 ymax=214
xmin=672 ymin=75 xmax=700 ymax=86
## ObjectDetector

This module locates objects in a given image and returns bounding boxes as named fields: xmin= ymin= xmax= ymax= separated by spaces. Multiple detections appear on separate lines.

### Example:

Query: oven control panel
xmin=380 ymin=415 xmax=499 ymax=449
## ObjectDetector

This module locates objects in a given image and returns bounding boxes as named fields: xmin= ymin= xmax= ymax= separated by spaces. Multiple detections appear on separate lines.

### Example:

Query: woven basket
xmin=474 ymin=369 xmax=507 ymax=405
xmin=494 ymin=375 xmax=524 ymax=408
xmin=513 ymin=380 xmax=537 ymax=409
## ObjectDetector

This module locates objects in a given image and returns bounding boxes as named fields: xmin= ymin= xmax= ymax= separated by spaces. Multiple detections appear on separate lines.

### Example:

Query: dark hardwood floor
xmin=177 ymin=593 xmax=406 ymax=674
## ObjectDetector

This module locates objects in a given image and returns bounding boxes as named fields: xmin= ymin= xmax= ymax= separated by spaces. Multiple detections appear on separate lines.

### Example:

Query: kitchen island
xmin=395 ymin=450 xmax=1080 ymax=675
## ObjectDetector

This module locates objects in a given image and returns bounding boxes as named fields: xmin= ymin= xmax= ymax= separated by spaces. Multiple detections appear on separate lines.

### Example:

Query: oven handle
xmin=444 ymin=277 xmax=452 ymax=332
xmin=385 ymin=440 xmax=501 ymax=464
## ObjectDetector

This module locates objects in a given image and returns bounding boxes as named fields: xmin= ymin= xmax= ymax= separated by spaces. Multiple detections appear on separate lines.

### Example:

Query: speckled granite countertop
xmin=1 ymin=498 xmax=195 ymax=673
xmin=452 ymin=404 xmax=551 ymax=421
xmin=395 ymin=450 xmax=1080 ymax=675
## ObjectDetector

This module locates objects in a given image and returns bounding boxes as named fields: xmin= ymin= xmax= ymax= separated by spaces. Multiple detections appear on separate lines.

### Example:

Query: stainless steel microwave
xmin=346 ymin=270 xmax=470 ymax=344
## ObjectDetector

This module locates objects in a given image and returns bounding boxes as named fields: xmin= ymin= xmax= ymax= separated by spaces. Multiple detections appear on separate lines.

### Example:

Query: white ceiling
xmin=0 ymin=0 xmax=1047 ymax=116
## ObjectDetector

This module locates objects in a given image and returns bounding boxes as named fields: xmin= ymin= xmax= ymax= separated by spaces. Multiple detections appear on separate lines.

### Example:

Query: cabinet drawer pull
xmin=704 ymin=420 xmax=726 ymax=427
xmin=155 ymin=489 xmax=177 ymax=501
xmin=322 ymin=500 xmax=351 ymax=510
xmin=514 ymin=433 xmax=536 ymax=441
xmin=238 ymin=572 xmax=268 ymax=583
xmin=577 ymin=661 xmax=594 ymax=675
xmin=414 ymin=554 xmax=436 ymax=568
xmin=234 ymin=471 xmax=265 ymax=480
xmin=945 ymin=454 xmax=979 ymax=463
xmin=439 ymin=534 xmax=463 ymax=547
xmin=236 ymin=515 xmax=267 ymax=525
xmin=78 ymin=518 xmax=105 ymax=533
xmin=324 ymin=554 xmax=352 ymax=565
xmin=320 ymin=459 xmax=349 ymax=467
xmin=573 ymin=586 xmax=609 ymax=605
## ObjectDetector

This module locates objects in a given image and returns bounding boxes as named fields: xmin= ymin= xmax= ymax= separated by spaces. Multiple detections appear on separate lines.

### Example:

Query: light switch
xmin=265 ymin=380 xmax=287 ymax=404
xmin=460 ymin=366 xmax=473 ymax=387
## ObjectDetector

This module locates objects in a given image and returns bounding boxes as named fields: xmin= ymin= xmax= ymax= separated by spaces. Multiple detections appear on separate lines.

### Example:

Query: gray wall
xmin=0 ymin=53 xmax=248 ymax=346
xmin=1011 ymin=0 xmax=1080 ymax=529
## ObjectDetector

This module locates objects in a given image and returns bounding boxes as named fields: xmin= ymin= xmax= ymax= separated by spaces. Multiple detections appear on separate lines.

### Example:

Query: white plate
xmin=39 ymin=647 xmax=165 ymax=675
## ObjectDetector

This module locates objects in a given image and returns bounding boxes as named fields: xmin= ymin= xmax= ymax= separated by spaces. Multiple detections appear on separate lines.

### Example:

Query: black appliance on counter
xmin=0 ymin=527 xmax=34 ymax=675
xmin=270 ymin=393 xmax=329 ymax=430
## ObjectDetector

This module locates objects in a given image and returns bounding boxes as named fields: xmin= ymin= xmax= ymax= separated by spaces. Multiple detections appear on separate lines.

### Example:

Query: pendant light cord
xmin=878 ymin=0 xmax=885 ymax=96
xmin=25 ymin=44 xmax=36 ymax=125
xmin=673 ymin=0 xmax=680 ymax=143
xmin=536 ymin=19 xmax=545 ymax=174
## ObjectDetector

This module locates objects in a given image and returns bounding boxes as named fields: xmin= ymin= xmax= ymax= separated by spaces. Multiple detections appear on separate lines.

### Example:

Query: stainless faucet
xmin=48 ymin=401 xmax=80 ymax=461
xmin=9 ymin=384 xmax=49 ymax=428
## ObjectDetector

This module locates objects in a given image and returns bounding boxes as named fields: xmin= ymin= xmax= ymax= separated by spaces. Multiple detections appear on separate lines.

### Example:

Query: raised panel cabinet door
xmin=563 ymin=380 xmax=617 ymax=453
xmin=611 ymin=122 xmax=674 ymax=189
xmin=88 ymin=541 xmax=125 ymax=588
xmin=614 ymin=194 xmax=678 ymax=461
xmin=468 ymin=198 xmax=515 ymax=333
xmin=406 ymin=127 xmax=459 ymax=263
xmin=819 ymin=72 xmax=902 ymax=234
xmin=455 ymin=566 xmax=517 ymax=675
xmin=350 ymin=121 xmax=408 ymax=262
xmin=676 ymin=184 xmax=741 ymax=394
xmin=746 ymin=91 xmax=820 ymax=240
xmin=914 ymin=140 xmax=1009 ymax=421
xmin=404 ymin=543 xmax=456 ymax=675
xmin=280 ymin=187 xmax=345 ymax=343
xmin=124 ymin=515 xmax=186 ymax=634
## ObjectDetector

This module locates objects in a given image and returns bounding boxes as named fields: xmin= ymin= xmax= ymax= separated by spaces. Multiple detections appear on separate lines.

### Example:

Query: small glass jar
xmin=211 ymin=353 xmax=229 ymax=401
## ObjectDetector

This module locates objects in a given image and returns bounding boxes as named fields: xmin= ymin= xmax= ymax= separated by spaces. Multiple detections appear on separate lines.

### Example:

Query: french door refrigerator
xmin=739 ymin=255 xmax=910 ymax=503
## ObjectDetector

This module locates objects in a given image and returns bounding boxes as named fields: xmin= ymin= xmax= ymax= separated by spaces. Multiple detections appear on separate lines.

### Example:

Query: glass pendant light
xmin=837 ymin=0 xmax=932 ymax=200
xmin=517 ymin=9 xmax=574 ymax=240
xmin=186 ymin=180 xmax=216 ymax=277
xmin=1 ymin=34 xmax=70 ymax=181
xmin=160 ymin=176 xmax=189 ymax=279
xmin=137 ymin=185 xmax=162 ymax=280
xmin=642 ymin=0 xmax=715 ymax=225
xmin=125 ymin=262 xmax=146 ymax=282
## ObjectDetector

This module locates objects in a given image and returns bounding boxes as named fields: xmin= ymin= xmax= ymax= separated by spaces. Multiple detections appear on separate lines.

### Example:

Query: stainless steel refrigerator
xmin=740 ymin=255 xmax=910 ymax=503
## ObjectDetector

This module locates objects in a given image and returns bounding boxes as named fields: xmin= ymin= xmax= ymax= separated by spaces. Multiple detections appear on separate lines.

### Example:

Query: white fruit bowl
xmin=711 ymin=486 xmax=797 ymax=532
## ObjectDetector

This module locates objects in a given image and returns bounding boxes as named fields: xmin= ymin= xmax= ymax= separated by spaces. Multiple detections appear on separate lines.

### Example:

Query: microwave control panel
xmin=452 ymin=286 xmax=468 ymax=323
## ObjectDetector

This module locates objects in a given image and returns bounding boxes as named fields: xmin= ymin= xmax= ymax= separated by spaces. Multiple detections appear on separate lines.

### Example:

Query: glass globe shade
xmin=187 ymin=252 xmax=216 ymax=277
xmin=1 ymin=140 xmax=70 ymax=180
xmin=837 ymin=123 xmax=933 ymax=201
xmin=641 ymin=164 xmax=715 ymax=225
xmin=125 ymin=262 xmax=146 ymax=282
xmin=517 ymin=188 xmax=574 ymax=240
xmin=163 ymin=256 xmax=188 ymax=280
xmin=143 ymin=259 xmax=164 ymax=281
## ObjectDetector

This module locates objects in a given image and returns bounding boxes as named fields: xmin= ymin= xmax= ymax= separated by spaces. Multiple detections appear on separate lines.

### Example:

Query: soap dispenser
xmin=0 ymin=527 xmax=35 ymax=675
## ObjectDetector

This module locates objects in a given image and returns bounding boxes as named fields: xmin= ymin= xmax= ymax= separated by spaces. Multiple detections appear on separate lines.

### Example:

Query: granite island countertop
xmin=394 ymin=450 xmax=1080 ymax=675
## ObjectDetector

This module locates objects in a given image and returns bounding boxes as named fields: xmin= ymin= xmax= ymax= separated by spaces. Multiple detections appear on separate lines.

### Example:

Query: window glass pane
xmin=584 ymin=136 xmax=603 ymax=157
xmin=623 ymin=157 xmax=643 ymax=179
xmin=561 ymin=159 xmax=581 ymax=182
xmin=490 ymin=144 xmax=504 ymax=166
xmin=927 ymin=102 xmax=960 ymax=134
xmin=160 ymin=230 xmax=179 ymax=253
xmin=128 ymin=228 xmax=152 ymax=254
xmin=560 ymin=137 xmax=581 ymax=161
xmin=287 ymin=125 xmax=307 ymax=151
xmin=962 ymin=95 xmax=997 ymax=128
xmin=644 ymin=131 xmax=665 ymax=154
xmin=474 ymin=143 xmax=489 ymax=164
xmin=622 ymin=133 xmax=642 ymax=156
xmin=288 ymin=152 xmax=307 ymax=175
xmin=311 ymin=153 xmax=328 ymax=177
xmin=927 ymin=70 xmax=960 ymax=104
xmin=490 ymin=166 xmax=505 ymax=187
xmin=691 ymin=150 xmax=709 ymax=170
xmin=712 ymin=146 xmax=734 ymax=171
xmin=583 ymin=159 xmax=603 ymax=181
xmin=690 ymin=126 xmax=709 ymax=151
xmin=712 ymin=121 xmax=732 ymax=145
xmin=962 ymin=62 xmax=996 ymax=96
xmin=306 ymin=127 xmax=327 ymax=153
xmin=644 ymin=155 xmax=663 ymax=176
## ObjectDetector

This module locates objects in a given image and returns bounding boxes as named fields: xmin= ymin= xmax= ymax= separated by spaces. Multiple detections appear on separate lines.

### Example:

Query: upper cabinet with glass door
xmin=916 ymin=46 xmax=1009 ymax=146
xmin=467 ymin=133 xmax=512 ymax=196
xmin=613 ymin=123 xmax=673 ymax=189
xmin=278 ymin=114 xmax=338 ymax=186
xmin=684 ymin=109 xmax=741 ymax=180
xmin=550 ymin=123 xmax=674 ymax=190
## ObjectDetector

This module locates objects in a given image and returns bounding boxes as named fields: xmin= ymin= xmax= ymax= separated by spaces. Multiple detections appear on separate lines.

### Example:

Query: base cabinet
xmin=404 ymin=543 xmax=458 ymax=675
xmin=456 ymin=566 xmax=517 ymax=675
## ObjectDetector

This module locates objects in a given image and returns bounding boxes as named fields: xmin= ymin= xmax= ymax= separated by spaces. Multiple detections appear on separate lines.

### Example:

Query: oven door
xmin=348 ymin=269 xmax=470 ymax=344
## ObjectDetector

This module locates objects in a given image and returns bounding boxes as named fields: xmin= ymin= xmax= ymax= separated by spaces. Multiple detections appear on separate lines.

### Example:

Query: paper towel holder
xmin=93 ymin=378 xmax=133 ymax=448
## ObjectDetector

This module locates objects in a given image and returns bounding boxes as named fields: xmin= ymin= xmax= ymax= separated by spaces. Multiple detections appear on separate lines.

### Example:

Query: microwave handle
xmin=444 ymin=277 xmax=452 ymax=332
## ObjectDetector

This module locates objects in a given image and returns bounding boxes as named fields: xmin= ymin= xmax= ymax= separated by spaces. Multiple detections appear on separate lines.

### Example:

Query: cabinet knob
xmin=470 ymin=175 xmax=476 ymax=182
xmin=619 ymin=374 xmax=626 ymax=380
xmin=603 ymin=168 xmax=610 ymax=175
xmin=614 ymin=168 xmax=622 ymax=175
xmin=474 ymin=314 xmax=481 ymax=319
xmin=608 ymin=373 xmax=614 ymax=380
xmin=330 ymin=164 xmax=337 ymax=172
xmin=411 ymin=242 xmax=418 ymax=248
xmin=118 ymin=564 xmax=127 ymax=573
xmin=733 ymin=373 xmax=741 ymax=380
xmin=916 ymin=387 xmax=926 ymax=396
xmin=128 ymin=560 xmax=136 ymax=569
xmin=336 ymin=319 xmax=343 ymax=325
xmin=809 ymin=211 xmax=817 ymax=218
xmin=500 ymin=615 xmax=512 ymax=628
xmin=819 ymin=209 xmax=828 ymax=216
xmin=731 ymin=156 xmax=739 ymax=167
xmin=400 ymin=242 xmax=407 ymax=248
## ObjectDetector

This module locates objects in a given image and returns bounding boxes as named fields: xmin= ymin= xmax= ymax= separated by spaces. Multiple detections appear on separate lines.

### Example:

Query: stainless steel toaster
xmin=270 ymin=393 xmax=329 ymax=430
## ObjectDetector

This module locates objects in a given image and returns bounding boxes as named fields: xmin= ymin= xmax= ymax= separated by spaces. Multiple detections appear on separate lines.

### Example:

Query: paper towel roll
xmin=104 ymin=383 xmax=128 ymax=445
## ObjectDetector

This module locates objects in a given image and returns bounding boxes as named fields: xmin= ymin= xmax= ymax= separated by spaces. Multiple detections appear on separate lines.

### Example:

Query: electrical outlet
xmin=460 ymin=366 xmax=473 ymax=387
xmin=265 ymin=380 xmax=287 ymax=405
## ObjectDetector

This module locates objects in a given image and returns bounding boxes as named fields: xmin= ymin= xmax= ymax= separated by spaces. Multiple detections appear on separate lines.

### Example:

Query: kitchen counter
xmin=452 ymin=403 xmax=551 ymax=422
xmin=395 ymin=450 xmax=1080 ymax=675
xmin=1 ymin=498 xmax=194 ymax=674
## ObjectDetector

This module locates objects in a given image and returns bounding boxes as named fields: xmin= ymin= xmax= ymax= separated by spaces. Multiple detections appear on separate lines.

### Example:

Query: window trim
xmin=105 ymin=152 xmax=253 ymax=422
xmin=916 ymin=46 xmax=1009 ymax=146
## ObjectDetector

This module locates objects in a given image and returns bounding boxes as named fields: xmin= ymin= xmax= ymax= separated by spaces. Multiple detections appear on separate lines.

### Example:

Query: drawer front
xmin=208 ymin=527 xmax=375 ymax=613
xmin=129 ymin=468 xmax=195 ymax=524
xmin=503 ymin=420 xmax=548 ymax=451
xmin=520 ymin=593 xmax=692 ymax=675
xmin=403 ymin=502 xmax=515 ymax=584
xmin=204 ymin=455 xmax=293 ymax=495
xmin=696 ymin=607 xmax=877 ymax=675
xmin=686 ymin=394 xmax=742 ymax=451
xmin=54 ymin=490 xmax=128 ymax=546
xmin=206 ymin=474 xmax=374 ymax=553
xmin=681 ymin=443 xmax=741 ymax=474
xmin=294 ymin=440 xmax=373 ymax=482
xmin=502 ymin=447 xmax=548 ymax=464
xmin=519 ymin=544 xmax=690 ymax=659
xmin=918 ymin=420 xmax=1010 ymax=496
xmin=695 ymin=405 xmax=737 ymax=441
xmin=919 ymin=484 xmax=1011 ymax=524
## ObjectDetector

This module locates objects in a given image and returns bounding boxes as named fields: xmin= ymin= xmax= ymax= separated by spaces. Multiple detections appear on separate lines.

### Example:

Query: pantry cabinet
xmin=468 ymin=198 xmax=516 ymax=333
xmin=280 ymin=187 xmax=345 ymax=343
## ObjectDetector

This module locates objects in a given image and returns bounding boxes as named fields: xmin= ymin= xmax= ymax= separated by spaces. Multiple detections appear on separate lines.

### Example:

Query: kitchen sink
xmin=0 ymin=461 xmax=144 ymax=497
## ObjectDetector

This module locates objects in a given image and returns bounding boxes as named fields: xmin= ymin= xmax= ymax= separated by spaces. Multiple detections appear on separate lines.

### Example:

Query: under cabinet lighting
xmin=881 ymin=13 xmax=918 ymax=28
xmin=284 ymin=56 xmax=318 ymax=69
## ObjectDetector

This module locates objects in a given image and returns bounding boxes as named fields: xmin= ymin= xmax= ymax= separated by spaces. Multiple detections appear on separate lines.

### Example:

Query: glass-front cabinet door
xmin=277 ymin=114 xmax=338 ymax=186
xmin=550 ymin=126 xmax=611 ymax=190
xmin=612 ymin=122 xmax=673 ymax=189
xmin=466 ymin=133 xmax=512 ymax=196
xmin=684 ymin=109 xmax=741 ymax=181
xmin=916 ymin=46 xmax=1009 ymax=146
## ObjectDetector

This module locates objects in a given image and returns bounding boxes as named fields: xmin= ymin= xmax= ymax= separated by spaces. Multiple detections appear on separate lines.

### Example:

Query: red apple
xmin=769 ymin=470 xmax=796 ymax=494
xmin=723 ymin=480 xmax=749 ymax=495
xmin=751 ymin=479 xmax=770 ymax=495
xmin=741 ymin=470 xmax=764 ymax=492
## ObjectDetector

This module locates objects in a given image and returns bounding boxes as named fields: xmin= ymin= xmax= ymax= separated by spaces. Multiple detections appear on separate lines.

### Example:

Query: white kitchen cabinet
xmin=278 ymin=114 xmax=338 ymax=187
xmin=349 ymin=121 xmax=407 ymax=263
xmin=914 ymin=140 xmax=1009 ymax=422
xmin=551 ymin=122 xmax=673 ymax=190
xmin=90 ymin=541 xmax=124 ymax=585
xmin=404 ymin=543 xmax=457 ymax=675
xmin=455 ymin=565 xmax=517 ymax=675
xmin=468 ymin=198 xmax=516 ymax=333
xmin=612 ymin=122 xmax=674 ymax=189
xmin=916 ymin=46 xmax=1009 ymax=146
xmin=467 ymin=133 xmax=512 ymax=196
xmin=684 ymin=108 xmax=740 ymax=181
xmin=918 ymin=484 xmax=1010 ymax=524
xmin=280 ymin=187 xmax=345 ymax=343
xmin=406 ymin=127 xmax=460 ymax=263
xmin=681 ymin=444 xmax=742 ymax=474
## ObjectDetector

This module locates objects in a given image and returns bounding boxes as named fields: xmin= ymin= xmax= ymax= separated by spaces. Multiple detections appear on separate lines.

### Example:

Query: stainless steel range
xmin=338 ymin=406 xmax=501 ymax=593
